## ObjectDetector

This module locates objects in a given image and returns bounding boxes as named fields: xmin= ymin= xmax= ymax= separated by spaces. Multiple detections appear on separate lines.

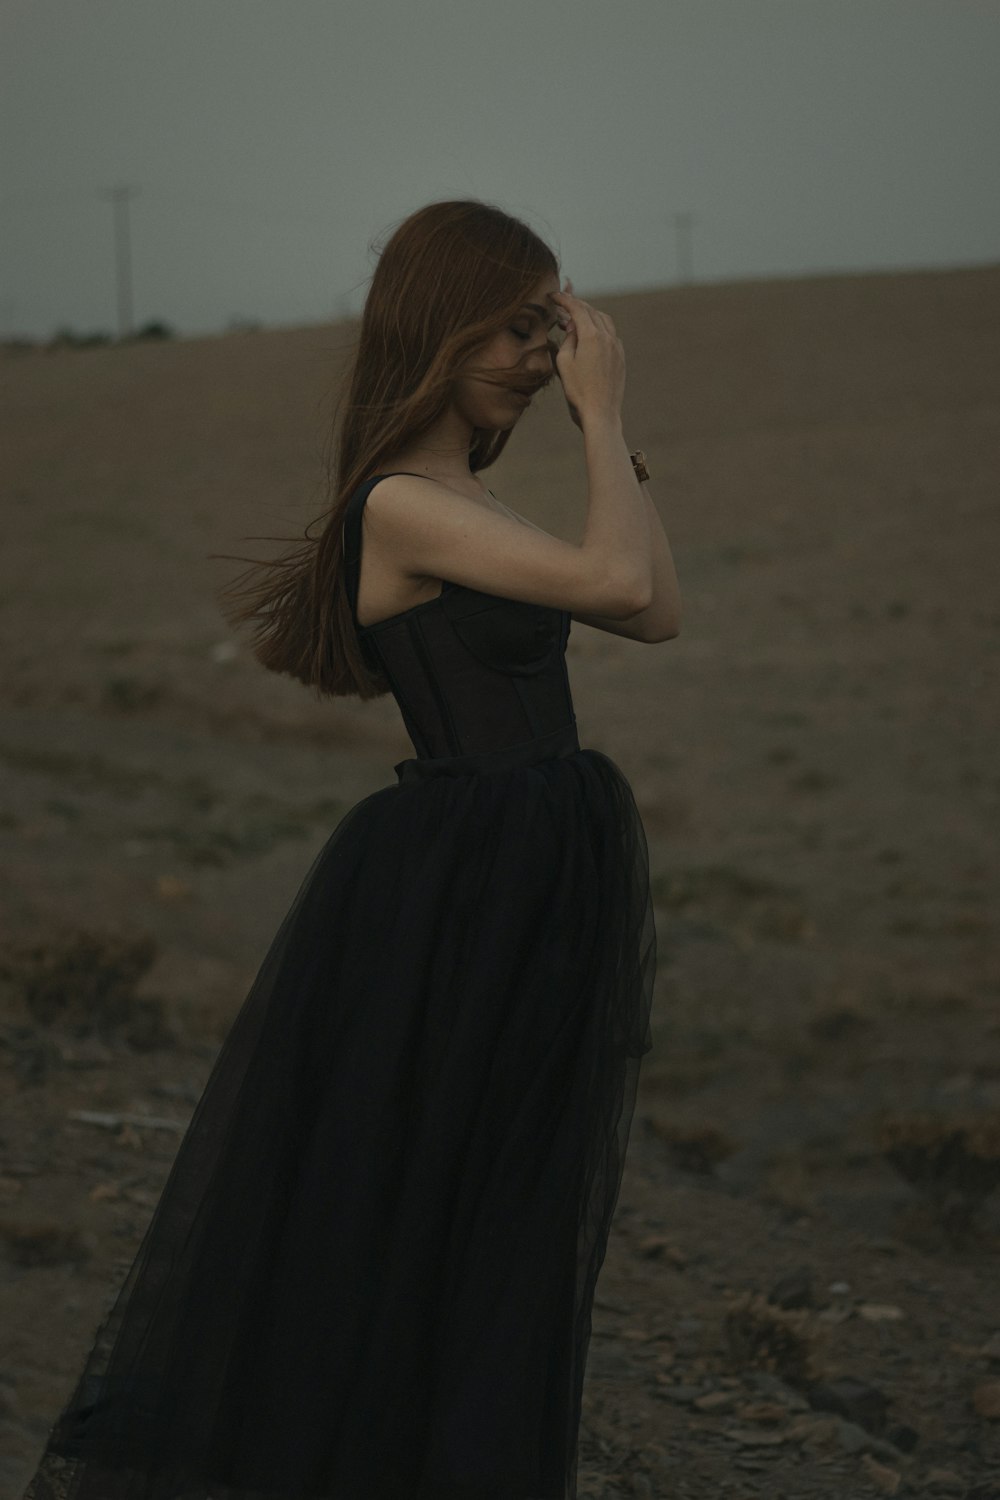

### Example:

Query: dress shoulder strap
xmin=341 ymin=472 xmax=429 ymax=622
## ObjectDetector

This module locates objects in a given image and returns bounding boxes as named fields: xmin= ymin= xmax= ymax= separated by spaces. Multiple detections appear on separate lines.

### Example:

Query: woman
xmin=22 ymin=199 xmax=681 ymax=1500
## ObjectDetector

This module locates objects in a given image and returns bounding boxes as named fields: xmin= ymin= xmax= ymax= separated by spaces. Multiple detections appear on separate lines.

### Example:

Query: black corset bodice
xmin=342 ymin=475 xmax=579 ymax=768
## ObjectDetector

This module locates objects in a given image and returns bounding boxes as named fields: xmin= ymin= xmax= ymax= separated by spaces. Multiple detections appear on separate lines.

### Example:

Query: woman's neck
xmin=376 ymin=450 xmax=492 ymax=503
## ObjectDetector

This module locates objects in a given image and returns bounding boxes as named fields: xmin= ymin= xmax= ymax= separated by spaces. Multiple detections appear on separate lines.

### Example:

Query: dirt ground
xmin=2 ymin=263 xmax=999 ymax=1499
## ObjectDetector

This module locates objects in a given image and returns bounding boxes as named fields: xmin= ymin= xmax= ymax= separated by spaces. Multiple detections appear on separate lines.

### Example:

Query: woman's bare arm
xmin=363 ymin=467 xmax=653 ymax=620
xmin=487 ymin=485 xmax=680 ymax=644
xmin=571 ymin=482 xmax=681 ymax=642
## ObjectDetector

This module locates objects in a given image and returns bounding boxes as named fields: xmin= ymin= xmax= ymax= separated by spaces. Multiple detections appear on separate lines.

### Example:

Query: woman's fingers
xmin=549 ymin=287 xmax=614 ymax=336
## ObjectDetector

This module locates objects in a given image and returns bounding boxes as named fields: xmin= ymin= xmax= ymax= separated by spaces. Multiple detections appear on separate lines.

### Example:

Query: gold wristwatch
xmin=630 ymin=449 xmax=650 ymax=483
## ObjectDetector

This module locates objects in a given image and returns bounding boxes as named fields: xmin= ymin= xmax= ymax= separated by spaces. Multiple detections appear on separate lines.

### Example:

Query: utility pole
xmin=97 ymin=184 xmax=141 ymax=338
xmin=674 ymin=211 xmax=696 ymax=284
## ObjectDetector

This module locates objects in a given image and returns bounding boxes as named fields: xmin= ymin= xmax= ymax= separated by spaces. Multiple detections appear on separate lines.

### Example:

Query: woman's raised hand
xmin=548 ymin=278 xmax=625 ymax=430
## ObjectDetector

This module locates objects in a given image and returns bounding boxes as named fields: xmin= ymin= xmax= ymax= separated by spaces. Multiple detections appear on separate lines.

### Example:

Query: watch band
xmin=630 ymin=449 xmax=650 ymax=483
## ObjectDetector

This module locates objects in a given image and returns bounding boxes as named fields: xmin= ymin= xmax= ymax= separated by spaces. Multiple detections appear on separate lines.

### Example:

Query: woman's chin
xmin=500 ymin=402 xmax=528 ymax=429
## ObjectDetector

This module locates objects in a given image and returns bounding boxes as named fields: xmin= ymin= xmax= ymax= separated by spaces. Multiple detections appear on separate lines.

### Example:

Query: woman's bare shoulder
xmin=360 ymin=472 xmax=643 ymax=619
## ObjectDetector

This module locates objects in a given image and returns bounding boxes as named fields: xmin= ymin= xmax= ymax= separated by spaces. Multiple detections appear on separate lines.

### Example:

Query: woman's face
xmin=451 ymin=272 xmax=564 ymax=431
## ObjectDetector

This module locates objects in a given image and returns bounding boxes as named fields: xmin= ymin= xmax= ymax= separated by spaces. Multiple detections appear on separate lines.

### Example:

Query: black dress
xmin=21 ymin=474 xmax=657 ymax=1500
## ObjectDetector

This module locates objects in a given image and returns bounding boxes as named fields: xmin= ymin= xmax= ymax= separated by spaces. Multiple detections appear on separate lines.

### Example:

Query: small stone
xmin=155 ymin=874 xmax=192 ymax=903
xmin=693 ymin=1390 xmax=739 ymax=1413
xmin=923 ymin=1468 xmax=964 ymax=1493
xmin=859 ymin=1302 xmax=905 ymax=1322
xmin=786 ymin=1414 xmax=839 ymax=1448
xmin=660 ymin=1384 xmax=703 ymax=1404
xmin=89 ymin=1181 xmax=122 ymax=1202
xmin=861 ymin=1454 xmax=902 ymax=1494
xmin=736 ymin=1400 xmax=789 ymax=1425
xmin=818 ymin=1302 xmax=855 ymax=1323
xmin=838 ymin=1418 xmax=874 ymax=1453
xmin=637 ymin=1234 xmax=686 ymax=1265
xmin=886 ymin=1421 xmax=920 ymax=1453
xmin=726 ymin=1428 xmax=788 ymax=1447
xmin=746 ymin=1371 xmax=809 ymax=1409
xmin=973 ymin=1381 xmax=1000 ymax=1419
xmin=981 ymin=1331 xmax=1000 ymax=1362
xmin=834 ymin=1418 xmax=904 ymax=1462
xmin=808 ymin=1375 xmax=890 ymax=1432
xmin=675 ymin=1315 xmax=701 ymax=1334
xmin=768 ymin=1267 xmax=815 ymax=1310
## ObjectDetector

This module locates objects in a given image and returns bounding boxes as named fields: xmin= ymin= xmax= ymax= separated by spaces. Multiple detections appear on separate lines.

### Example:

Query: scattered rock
xmin=861 ymin=1453 xmax=903 ymax=1493
xmin=735 ymin=1400 xmax=789 ymax=1425
xmin=981 ymin=1332 xmax=1000 ymax=1362
xmin=835 ymin=1417 xmax=902 ymax=1461
xmin=88 ymin=1181 xmax=122 ymax=1202
xmin=808 ymin=1375 xmax=890 ymax=1433
xmin=922 ymin=1468 xmax=965 ymax=1493
xmin=635 ymin=1235 xmax=686 ymax=1266
xmin=768 ymin=1266 xmax=815 ymax=1309
xmin=817 ymin=1300 xmax=855 ymax=1324
xmin=692 ymin=1390 xmax=739 ymax=1413
xmin=786 ymin=1413 xmax=841 ymax=1448
xmin=659 ymin=1384 xmax=703 ymax=1405
xmin=859 ymin=1302 xmax=905 ymax=1322
xmin=724 ymin=1427 xmax=788 ymax=1447
xmin=745 ymin=1370 xmax=810 ymax=1409
xmin=886 ymin=1421 xmax=920 ymax=1453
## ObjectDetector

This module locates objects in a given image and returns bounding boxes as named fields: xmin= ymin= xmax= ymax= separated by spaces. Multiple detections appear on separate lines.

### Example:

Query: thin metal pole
xmin=97 ymin=184 xmax=141 ymax=338
xmin=674 ymin=211 xmax=696 ymax=284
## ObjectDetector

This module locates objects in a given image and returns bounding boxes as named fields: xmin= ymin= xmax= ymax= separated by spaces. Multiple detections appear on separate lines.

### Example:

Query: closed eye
xmin=510 ymin=327 xmax=531 ymax=341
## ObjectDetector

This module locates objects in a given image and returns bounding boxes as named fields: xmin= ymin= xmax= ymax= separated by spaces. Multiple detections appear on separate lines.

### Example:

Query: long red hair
xmin=211 ymin=199 xmax=560 ymax=700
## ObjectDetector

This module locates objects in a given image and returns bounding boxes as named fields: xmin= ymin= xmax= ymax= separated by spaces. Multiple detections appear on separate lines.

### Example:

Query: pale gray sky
xmin=2 ymin=0 xmax=998 ymax=340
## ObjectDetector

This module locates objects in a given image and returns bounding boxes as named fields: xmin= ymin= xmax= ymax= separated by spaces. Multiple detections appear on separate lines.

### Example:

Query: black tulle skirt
xmin=23 ymin=743 xmax=655 ymax=1500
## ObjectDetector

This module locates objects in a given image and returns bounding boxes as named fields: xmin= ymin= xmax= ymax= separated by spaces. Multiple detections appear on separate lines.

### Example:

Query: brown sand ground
xmin=1 ymin=264 xmax=999 ymax=1498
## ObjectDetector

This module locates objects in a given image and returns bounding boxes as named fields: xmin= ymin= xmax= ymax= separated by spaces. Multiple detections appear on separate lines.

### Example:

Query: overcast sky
xmin=2 ymin=0 xmax=998 ymax=340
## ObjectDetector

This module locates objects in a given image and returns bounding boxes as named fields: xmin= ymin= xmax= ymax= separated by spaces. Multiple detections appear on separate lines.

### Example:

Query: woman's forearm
xmin=634 ymin=480 xmax=683 ymax=638
xmin=578 ymin=410 xmax=652 ymax=605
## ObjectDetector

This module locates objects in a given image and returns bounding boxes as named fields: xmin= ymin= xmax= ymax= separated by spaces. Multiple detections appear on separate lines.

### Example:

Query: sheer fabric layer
xmin=23 ymin=745 xmax=655 ymax=1500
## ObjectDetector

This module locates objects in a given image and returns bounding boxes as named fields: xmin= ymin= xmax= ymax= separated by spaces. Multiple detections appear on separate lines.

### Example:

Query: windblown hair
xmin=212 ymin=199 xmax=560 ymax=700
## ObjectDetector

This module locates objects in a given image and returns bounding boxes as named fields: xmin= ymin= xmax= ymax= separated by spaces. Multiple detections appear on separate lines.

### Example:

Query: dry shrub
xmin=650 ymin=864 xmax=812 ymax=944
xmin=878 ymin=1110 xmax=1000 ymax=1241
xmin=724 ymin=1290 xmax=825 ymax=1387
xmin=646 ymin=1119 xmax=738 ymax=1175
xmin=0 ymin=927 xmax=173 ymax=1052
xmin=0 ymin=1218 xmax=92 ymax=1268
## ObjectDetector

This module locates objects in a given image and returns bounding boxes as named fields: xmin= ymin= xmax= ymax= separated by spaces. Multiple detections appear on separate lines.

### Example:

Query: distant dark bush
xmin=134 ymin=319 xmax=173 ymax=340
xmin=45 ymin=320 xmax=174 ymax=350
xmin=46 ymin=326 xmax=112 ymax=351
xmin=0 ymin=336 xmax=39 ymax=355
